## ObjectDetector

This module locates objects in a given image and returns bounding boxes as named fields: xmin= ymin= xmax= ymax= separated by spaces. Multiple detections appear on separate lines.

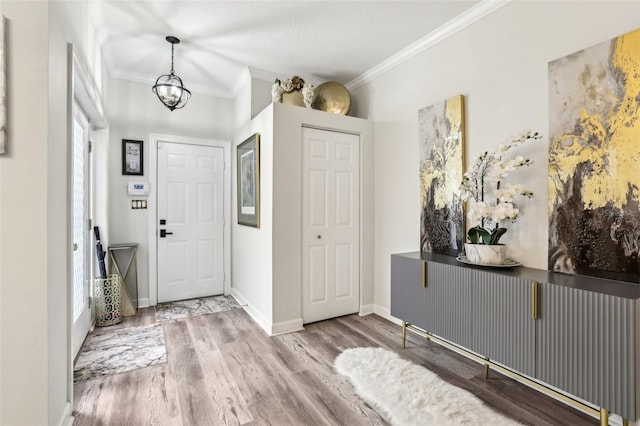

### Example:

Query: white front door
xmin=157 ymin=142 xmax=225 ymax=303
xmin=302 ymin=127 xmax=360 ymax=324
xmin=72 ymin=104 xmax=91 ymax=357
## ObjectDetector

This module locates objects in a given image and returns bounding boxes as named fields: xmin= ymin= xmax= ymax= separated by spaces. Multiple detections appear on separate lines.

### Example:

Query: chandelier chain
xmin=171 ymin=43 xmax=175 ymax=74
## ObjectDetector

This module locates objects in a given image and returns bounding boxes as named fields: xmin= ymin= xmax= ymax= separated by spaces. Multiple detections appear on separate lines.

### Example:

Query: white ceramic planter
xmin=464 ymin=243 xmax=507 ymax=265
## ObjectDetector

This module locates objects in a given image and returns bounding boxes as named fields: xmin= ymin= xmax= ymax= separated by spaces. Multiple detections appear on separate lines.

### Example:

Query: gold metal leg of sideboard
xmin=483 ymin=358 xmax=490 ymax=380
xmin=600 ymin=408 xmax=608 ymax=426
xmin=622 ymin=418 xmax=628 ymax=426
xmin=401 ymin=321 xmax=407 ymax=349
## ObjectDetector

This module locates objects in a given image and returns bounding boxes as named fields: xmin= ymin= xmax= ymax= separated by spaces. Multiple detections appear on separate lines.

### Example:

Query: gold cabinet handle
xmin=422 ymin=262 xmax=427 ymax=288
xmin=531 ymin=282 xmax=539 ymax=320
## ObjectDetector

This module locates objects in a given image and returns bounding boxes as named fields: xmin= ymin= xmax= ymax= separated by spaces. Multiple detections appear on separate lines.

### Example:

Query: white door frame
xmin=148 ymin=133 xmax=231 ymax=306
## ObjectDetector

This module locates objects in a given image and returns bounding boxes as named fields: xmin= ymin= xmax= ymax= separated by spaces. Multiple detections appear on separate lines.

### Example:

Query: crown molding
xmin=109 ymin=69 xmax=234 ymax=99
xmin=345 ymin=0 xmax=511 ymax=92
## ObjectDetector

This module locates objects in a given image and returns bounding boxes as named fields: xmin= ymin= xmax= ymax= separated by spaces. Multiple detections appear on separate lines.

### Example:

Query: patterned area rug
xmin=155 ymin=295 xmax=241 ymax=322
xmin=335 ymin=347 xmax=521 ymax=426
xmin=74 ymin=323 xmax=166 ymax=382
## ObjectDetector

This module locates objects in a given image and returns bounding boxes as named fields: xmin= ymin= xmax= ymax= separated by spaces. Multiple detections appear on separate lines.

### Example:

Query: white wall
xmin=271 ymin=103 xmax=375 ymax=326
xmin=0 ymin=3 xmax=49 ymax=424
xmin=231 ymin=105 xmax=275 ymax=331
xmin=107 ymin=77 xmax=233 ymax=305
xmin=231 ymin=102 xmax=374 ymax=335
xmin=231 ymin=68 xmax=273 ymax=132
xmin=251 ymin=77 xmax=273 ymax=119
xmin=0 ymin=0 xmax=108 ymax=424
xmin=348 ymin=1 xmax=640 ymax=317
xmin=92 ymin=127 xmax=110 ymax=262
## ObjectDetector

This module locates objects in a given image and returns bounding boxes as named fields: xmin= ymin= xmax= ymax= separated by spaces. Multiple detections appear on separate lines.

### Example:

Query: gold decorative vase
xmin=281 ymin=90 xmax=305 ymax=107
xmin=312 ymin=81 xmax=351 ymax=115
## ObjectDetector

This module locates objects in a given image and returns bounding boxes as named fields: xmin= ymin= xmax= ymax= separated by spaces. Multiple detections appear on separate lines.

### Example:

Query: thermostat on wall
xmin=127 ymin=181 xmax=149 ymax=196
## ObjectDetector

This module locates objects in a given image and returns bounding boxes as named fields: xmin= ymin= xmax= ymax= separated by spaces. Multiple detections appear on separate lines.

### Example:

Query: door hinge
xmin=87 ymin=218 xmax=92 ymax=231
xmin=88 ymin=140 xmax=93 ymax=153
xmin=88 ymin=296 xmax=93 ymax=308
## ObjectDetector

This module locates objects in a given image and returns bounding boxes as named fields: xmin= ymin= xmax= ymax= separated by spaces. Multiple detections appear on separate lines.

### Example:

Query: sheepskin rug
xmin=334 ymin=347 xmax=521 ymax=426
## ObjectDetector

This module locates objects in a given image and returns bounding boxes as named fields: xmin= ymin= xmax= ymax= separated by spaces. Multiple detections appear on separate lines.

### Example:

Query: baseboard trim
xmin=359 ymin=304 xmax=374 ymax=316
xmin=372 ymin=305 xmax=402 ymax=326
xmin=137 ymin=297 xmax=150 ymax=308
xmin=271 ymin=318 xmax=304 ymax=336
xmin=57 ymin=402 xmax=74 ymax=426
xmin=230 ymin=288 xmax=273 ymax=336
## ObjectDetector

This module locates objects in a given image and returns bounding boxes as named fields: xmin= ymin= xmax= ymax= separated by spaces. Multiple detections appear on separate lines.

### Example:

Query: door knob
xmin=160 ymin=229 xmax=174 ymax=238
xmin=317 ymin=235 xmax=322 ymax=239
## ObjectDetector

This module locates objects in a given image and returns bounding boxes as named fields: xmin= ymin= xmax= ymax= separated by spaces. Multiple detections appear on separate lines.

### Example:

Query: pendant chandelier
xmin=152 ymin=36 xmax=191 ymax=111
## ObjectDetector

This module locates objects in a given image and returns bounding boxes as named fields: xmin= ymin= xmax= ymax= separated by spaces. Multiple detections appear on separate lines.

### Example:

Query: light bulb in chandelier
xmin=152 ymin=36 xmax=191 ymax=111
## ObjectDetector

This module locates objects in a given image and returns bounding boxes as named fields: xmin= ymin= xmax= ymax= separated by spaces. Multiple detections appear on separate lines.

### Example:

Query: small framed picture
xmin=237 ymin=133 xmax=260 ymax=228
xmin=122 ymin=139 xmax=143 ymax=176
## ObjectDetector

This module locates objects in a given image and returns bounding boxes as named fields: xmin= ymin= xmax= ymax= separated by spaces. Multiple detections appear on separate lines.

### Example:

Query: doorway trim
xmin=148 ymin=133 xmax=231 ymax=306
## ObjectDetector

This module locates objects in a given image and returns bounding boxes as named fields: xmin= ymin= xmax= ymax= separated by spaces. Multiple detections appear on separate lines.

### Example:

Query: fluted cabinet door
xmin=425 ymin=262 xmax=473 ymax=349
xmin=470 ymin=271 xmax=536 ymax=377
xmin=390 ymin=255 xmax=426 ymax=330
xmin=536 ymin=283 xmax=638 ymax=420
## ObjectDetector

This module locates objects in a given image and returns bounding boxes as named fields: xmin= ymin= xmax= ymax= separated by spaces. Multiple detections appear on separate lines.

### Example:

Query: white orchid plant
xmin=459 ymin=130 xmax=541 ymax=245
xmin=271 ymin=75 xmax=314 ymax=108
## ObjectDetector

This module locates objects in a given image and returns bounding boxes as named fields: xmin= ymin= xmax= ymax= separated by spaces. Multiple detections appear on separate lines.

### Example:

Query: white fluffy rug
xmin=335 ymin=347 xmax=521 ymax=426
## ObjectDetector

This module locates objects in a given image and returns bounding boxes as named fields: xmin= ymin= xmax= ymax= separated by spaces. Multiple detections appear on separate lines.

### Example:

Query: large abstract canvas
xmin=549 ymin=28 xmax=640 ymax=283
xmin=419 ymin=95 xmax=465 ymax=256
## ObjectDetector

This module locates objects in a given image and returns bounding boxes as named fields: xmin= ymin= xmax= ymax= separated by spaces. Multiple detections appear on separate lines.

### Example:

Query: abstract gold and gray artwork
xmin=548 ymin=28 xmax=640 ymax=283
xmin=419 ymin=95 xmax=465 ymax=256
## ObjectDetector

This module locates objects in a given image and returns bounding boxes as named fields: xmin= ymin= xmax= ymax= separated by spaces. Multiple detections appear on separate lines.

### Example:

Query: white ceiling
xmin=90 ymin=0 xmax=481 ymax=99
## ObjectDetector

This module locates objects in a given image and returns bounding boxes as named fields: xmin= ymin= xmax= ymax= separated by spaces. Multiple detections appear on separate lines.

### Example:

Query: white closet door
xmin=302 ymin=127 xmax=360 ymax=324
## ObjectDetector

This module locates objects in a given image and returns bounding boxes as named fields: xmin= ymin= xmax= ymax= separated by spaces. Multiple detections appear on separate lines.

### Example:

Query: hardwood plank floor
xmin=73 ymin=308 xmax=597 ymax=425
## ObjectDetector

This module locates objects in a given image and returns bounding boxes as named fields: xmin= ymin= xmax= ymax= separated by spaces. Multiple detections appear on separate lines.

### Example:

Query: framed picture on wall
xmin=237 ymin=133 xmax=260 ymax=228
xmin=122 ymin=139 xmax=143 ymax=175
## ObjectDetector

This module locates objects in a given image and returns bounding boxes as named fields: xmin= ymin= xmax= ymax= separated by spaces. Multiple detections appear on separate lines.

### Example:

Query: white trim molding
xmin=373 ymin=304 xmax=402 ymax=326
xmin=345 ymin=0 xmax=511 ymax=91
xmin=230 ymin=288 xmax=271 ymax=334
xmin=230 ymin=288 xmax=304 ymax=336
xmin=359 ymin=304 xmax=375 ymax=316
xmin=56 ymin=402 xmax=74 ymax=426
xmin=271 ymin=319 xmax=304 ymax=336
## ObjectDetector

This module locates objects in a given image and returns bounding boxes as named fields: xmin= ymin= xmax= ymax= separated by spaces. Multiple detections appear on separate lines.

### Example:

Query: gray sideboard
xmin=390 ymin=251 xmax=640 ymax=425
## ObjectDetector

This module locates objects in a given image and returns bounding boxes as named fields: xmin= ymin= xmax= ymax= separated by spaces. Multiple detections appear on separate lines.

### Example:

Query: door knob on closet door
xmin=317 ymin=235 xmax=322 ymax=240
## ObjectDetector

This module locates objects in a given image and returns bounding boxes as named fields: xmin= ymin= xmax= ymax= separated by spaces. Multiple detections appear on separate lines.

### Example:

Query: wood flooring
xmin=73 ymin=307 xmax=598 ymax=425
